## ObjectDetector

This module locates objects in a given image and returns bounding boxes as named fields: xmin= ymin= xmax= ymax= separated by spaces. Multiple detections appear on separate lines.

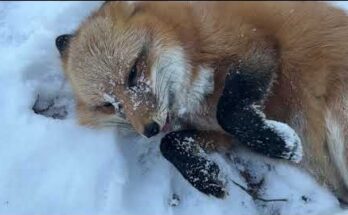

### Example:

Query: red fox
xmin=56 ymin=1 xmax=348 ymax=202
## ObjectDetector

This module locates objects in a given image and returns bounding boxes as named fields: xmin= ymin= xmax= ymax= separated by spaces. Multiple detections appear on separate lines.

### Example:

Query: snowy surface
xmin=0 ymin=1 xmax=347 ymax=215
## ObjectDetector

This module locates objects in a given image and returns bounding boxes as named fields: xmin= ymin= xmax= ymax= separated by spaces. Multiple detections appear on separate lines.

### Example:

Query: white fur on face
xmin=150 ymin=46 xmax=189 ymax=128
xmin=179 ymin=65 xmax=214 ymax=115
xmin=150 ymin=46 xmax=215 ymax=129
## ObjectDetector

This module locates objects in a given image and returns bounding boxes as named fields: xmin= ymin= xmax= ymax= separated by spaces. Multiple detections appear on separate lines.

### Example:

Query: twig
xmin=231 ymin=180 xmax=288 ymax=203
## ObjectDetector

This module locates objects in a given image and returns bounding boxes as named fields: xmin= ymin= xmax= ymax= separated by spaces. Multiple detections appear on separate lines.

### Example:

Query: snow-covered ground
xmin=0 ymin=1 xmax=347 ymax=215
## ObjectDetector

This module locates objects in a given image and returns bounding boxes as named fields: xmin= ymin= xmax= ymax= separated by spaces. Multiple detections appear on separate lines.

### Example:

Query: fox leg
xmin=160 ymin=129 xmax=233 ymax=198
xmin=216 ymin=63 xmax=302 ymax=162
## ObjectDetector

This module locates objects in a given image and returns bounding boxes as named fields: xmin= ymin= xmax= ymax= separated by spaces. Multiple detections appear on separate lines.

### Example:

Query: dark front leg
xmin=217 ymin=63 xmax=302 ymax=162
xmin=160 ymin=130 xmax=232 ymax=198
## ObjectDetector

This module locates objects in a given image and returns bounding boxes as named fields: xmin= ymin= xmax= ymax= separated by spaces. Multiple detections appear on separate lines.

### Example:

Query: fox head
xmin=56 ymin=2 xmax=193 ymax=138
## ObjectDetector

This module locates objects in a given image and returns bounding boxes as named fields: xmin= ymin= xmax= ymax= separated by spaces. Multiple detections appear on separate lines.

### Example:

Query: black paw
xmin=264 ymin=120 xmax=303 ymax=163
xmin=217 ymin=101 xmax=302 ymax=162
xmin=215 ymin=63 xmax=304 ymax=162
xmin=160 ymin=130 xmax=227 ymax=198
xmin=220 ymin=65 xmax=272 ymax=108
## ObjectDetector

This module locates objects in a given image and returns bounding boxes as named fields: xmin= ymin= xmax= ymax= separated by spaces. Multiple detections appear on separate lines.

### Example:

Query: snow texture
xmin=0 ymin=1 xmax=347 ymax=215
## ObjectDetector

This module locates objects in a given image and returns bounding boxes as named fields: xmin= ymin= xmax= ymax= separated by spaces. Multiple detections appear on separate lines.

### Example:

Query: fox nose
xmin=143 ymin=121 xmax=160 ymax=138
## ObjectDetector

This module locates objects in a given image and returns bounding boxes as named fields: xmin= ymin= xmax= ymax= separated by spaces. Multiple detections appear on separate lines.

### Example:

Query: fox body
xmin=57 ymin=1 xmax=348 ymax=201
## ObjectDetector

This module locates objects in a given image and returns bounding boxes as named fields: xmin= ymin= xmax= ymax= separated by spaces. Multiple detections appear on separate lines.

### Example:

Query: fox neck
xmin=151 ymin=46 xmax=214 ymax=127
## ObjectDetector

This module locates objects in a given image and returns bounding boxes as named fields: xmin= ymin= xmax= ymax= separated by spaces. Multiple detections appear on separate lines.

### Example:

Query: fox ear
xmin=55 ymin=34 xmax=73 ymax=55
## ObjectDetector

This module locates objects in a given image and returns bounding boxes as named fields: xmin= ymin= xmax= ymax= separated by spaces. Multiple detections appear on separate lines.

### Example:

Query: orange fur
xmin=60 ymin=1 xmax=348 ymax=202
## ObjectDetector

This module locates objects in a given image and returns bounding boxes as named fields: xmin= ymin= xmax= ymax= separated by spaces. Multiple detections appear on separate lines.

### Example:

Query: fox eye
xmin=128 ymin=63 xmax=138 ymax=88
xmin=103 ymin=102 xmax=113 ymax=107
xmin=95 ymin=102 xmax=115 ymax=114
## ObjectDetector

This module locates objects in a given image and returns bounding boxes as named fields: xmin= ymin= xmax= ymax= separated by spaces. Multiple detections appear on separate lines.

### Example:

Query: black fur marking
xmin=217 ymin=64 xmax=296 ymax=160
xmin=218 ymin=64 xmax=272 ymax=106
xmin=160 ymin=130 xmax=227 ymax=198
xmin=55 ymin=34 xmax=73 ymax=55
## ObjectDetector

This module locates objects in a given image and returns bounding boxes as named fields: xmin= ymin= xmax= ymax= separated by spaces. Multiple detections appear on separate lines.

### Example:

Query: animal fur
xmin=57 ymin=1 xmax=348 ymax=202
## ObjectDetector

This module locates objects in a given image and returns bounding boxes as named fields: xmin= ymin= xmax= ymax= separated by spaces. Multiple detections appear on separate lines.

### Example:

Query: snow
xmin=0 ymin=1 xmax=347 ymax=215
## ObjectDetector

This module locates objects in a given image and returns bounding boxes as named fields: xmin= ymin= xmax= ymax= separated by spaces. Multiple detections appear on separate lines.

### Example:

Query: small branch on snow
xmin=231 ymin=180 xmax=288 ymax=203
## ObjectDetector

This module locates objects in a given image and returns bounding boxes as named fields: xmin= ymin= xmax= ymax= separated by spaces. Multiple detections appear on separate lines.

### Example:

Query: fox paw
xmin=265 ymin=120 xmax=303 ymax=163
xmin=184 ymin=160 xmax=228 ymax=198
xmin=160 ymin=131 xmax=228 ymax=198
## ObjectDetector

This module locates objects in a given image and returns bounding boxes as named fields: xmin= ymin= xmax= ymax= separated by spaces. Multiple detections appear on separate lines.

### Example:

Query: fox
xmin=55 ymin=1 xmax=348 ymax=202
